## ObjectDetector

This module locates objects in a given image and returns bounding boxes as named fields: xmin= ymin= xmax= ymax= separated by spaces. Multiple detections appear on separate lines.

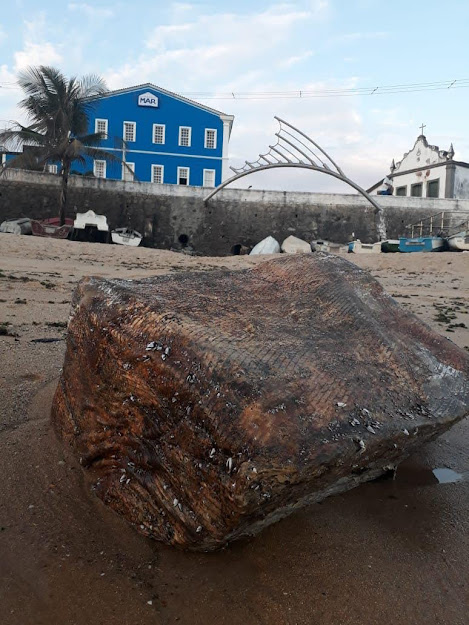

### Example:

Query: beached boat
xmin=0 ymin=217 xmax=32 ymax=235
xmin=111 ymin=228 xmax=142 ymax=247
xmin=348 ymin=240 xmax=381 ymax=254
xmin=381 ymin=239 xmax=400 ymax=253
xmin=447 ymin=231 xmax=469 ymax=251
xmin=72 ymin=210 xmax=109 ymax=243
xmin=311 ymin=240 xmax=330 ymax=252
xmin=31 ymin=217 xmax=73 ymax=239
xmin=399 ymin=236 xmax=445 ymax=253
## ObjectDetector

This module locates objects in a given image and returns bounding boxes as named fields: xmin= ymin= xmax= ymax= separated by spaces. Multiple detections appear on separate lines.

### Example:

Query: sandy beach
xmin=0 ymin=235 xmax=468 ymax=625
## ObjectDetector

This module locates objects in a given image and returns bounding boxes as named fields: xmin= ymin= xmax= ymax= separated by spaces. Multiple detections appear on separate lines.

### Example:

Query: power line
xmin=180 ymin=79 xmax=469 ymax=100
xmin=1 ymin=78 xmax=468 ymax=98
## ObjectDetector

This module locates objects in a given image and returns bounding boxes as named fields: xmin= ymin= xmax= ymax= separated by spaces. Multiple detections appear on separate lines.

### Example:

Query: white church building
xmin=368 ymin=131 xmax=469 ymax=199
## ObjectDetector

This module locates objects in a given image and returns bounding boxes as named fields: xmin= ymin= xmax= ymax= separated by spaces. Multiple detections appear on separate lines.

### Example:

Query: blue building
xmin=1 ymin=83 xmax=234 ymax=188
xmin=81 ymin=83 xmax=234 ymax=187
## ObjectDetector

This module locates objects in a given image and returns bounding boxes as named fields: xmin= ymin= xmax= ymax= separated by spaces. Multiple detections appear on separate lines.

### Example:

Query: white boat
xmin=447 ymin=231 xmax=469 ymax=251
xmin=0 ymin=217 xmax=32 ymax=235
xmin=73 ymin=210 xmax=109 ymax=243
xmin=111 ymin=228 xmax=142 ymax=247
xmin=74 ymin=210 xmax=109 ymax=232
xmin=311 ymin=240 xmax=331 ymax=253
xmin=348 ymin=240 xmax=382 ymax=254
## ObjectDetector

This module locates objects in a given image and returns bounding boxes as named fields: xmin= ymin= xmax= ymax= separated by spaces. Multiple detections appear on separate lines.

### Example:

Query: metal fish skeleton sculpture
xmin=52 ymin=255 xmax=469 ymax=550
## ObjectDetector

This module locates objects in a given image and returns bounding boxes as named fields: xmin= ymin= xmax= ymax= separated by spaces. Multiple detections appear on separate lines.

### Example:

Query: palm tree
xmin=0 ymin=66 xmax=125 ymax=225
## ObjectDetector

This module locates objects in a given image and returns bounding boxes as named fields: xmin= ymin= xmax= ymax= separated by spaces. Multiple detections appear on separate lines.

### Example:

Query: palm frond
xmin=18 ymin=67 xmax=70 ymax=139
xmin=78 ymin=74 xmax=108 ymax=99
xmin=113 ymin=136 xmax=128 ymax=151
xmin=78 ymin=131 xmax=107 ymax=146
xmin=7 ymin=65 xmax=115 ymax=224
xmin=0 ymin=124 xmax=48 ymax=152
xmin=81 ymin=145 xmax=123 ymax=163
xmin=71 ymin=155 xmax=87 ymax=168
xmin=0 ymin=149 xmax=49 ymax=172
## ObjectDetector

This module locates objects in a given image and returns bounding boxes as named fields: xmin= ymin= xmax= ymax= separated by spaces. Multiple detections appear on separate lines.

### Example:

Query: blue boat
xmin=398 ymin=236 xmax=445 ymax=252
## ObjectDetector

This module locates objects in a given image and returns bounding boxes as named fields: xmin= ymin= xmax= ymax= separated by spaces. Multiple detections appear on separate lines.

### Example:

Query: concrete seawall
xmin=1 ymin=169 xmax=469 ymax=255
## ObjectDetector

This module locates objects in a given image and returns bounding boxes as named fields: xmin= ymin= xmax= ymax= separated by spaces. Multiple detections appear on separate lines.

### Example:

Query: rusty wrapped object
xmin=51 ymin=255 xmax=469 ymax=550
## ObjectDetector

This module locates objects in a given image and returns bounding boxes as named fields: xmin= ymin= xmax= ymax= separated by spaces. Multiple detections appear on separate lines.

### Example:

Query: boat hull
xmin=111 ymin=229 xmax=142 ymax=247
xmin=399 ymin=237 xmax=445 ymax=252
xmin=447 ymin=231 xmax=469 ymax=251
xmin=73 ymin=210 xmax=110 ymax=243
xmin=73 ymin=210 xmax=109 ymax=232
xmin=311 ymin=240 xmax=330 ymax=252
xmin=348 ymin=241 xmax=381 ymax=254
xmin=381 ymin=240 xmax=400 ymax=253
xmin=0 ymin=218 xmax=32 ymax=235
xmin=31 ymin=219 xmax=72 ymax=239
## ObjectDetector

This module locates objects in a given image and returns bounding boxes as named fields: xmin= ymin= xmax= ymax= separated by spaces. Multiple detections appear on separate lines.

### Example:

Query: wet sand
xmin=0 ymin=236 xmax=468 ymax=625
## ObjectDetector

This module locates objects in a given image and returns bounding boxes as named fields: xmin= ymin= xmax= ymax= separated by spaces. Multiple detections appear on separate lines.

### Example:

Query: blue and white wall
xmin=78 ymin=84 xmax=233 ymax=188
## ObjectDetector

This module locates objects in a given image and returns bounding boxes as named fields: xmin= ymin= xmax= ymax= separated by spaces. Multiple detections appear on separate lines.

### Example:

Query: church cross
xmin=419 ymin=123 xmax=426 ymax=135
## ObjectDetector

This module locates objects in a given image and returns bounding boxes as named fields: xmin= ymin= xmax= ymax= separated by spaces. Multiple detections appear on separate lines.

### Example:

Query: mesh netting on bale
xmin=52 ymin=255 xmax=469 ymax=550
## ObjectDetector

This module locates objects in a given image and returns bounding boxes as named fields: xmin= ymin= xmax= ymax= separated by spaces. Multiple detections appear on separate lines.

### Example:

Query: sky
xmin=0 ymin=0 xmax=469 ymax=192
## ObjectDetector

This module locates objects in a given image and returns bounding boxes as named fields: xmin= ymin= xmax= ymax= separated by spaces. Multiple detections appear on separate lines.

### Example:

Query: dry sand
xmin=0 ymin=235 xmax=468 ymax=625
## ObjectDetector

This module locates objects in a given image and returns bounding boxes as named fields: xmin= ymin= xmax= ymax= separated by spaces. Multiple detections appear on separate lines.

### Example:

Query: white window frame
xmin=203 ymin=168 xmax=216 ymax=188
xmin=152 ymin=124 xmax=166 ymax=145
xmin=204 ymin=128 xmax=217 ymax=149
xmin=178 ymin=126 xmax=192 ymax=147
xmin=122 ymin=162 xmax=135 ymax=182
xmin=151 ymin=164 xmax=164 ymax=184
xmin=177 ymin=166 xmax=190 ymax=186
xmin=123 ymin=121 xmax=136 ymax=143
xmin=93 ymin=159 xmax=106 ymax=178
xmin=95 ymin=118 xmax=108 ymax=139
xmin=47 ymin=164 xmax=58 ymax=174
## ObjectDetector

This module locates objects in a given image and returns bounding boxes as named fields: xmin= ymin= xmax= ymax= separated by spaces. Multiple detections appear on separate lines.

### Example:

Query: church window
xmin=427 ymin=179 xmax=439 ymax=198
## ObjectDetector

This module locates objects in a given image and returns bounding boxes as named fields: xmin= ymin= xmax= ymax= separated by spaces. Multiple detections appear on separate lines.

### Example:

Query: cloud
xmin=14 ymin=41 xmax=62 ymax=72
xmin=68 ymin=3 xmax=114 ymax=19
xmin=103 ymin=4 xmax=392 ymax=192
xmin=12 ymin=15 xmax=62 ymax=72
xmin=106 ymin=5 xmax=321 ymax=90
xmin=279 ymin=51 xmax=314 ymax=68
xmin=206 ymin=77 xmax=371 ymax=190
xmin=308 ymin=0 xmax=330 ymax=17
xmin=0 ymin=65 xmax=23 ymax=127
xmin=145 ymin=6 xmax=312 ymax=54
xmin=370 ymin=107 xmax=414 ymax=129
xmin=0 ymin=1 xmax=428 ymax=193
xmin=333 ymin=31 xmax=388 ymax=43
xmin=171 ymin=2 xmax=193 ymax=10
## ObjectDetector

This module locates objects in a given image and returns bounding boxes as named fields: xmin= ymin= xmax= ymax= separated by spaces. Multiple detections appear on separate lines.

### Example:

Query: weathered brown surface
xmin=51 ymin=254 xmax=469 ymax=550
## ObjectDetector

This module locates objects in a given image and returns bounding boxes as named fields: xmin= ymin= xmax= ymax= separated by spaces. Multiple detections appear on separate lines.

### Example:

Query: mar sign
xmin=138 ymin=92 xmax=159 ymax=108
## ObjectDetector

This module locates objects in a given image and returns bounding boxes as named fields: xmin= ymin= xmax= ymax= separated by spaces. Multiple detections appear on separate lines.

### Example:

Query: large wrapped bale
xmin=249 ymin=236 xmax=280 ymax=255
xmin=281 ymin=235 xmax=311 ymax=254
xmin=52 ymin=255 xmax=469 ymax=550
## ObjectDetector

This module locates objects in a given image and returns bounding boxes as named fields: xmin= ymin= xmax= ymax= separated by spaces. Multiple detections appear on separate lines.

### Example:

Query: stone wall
xmin=1 ymin=169 xmax=469 ymax=255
